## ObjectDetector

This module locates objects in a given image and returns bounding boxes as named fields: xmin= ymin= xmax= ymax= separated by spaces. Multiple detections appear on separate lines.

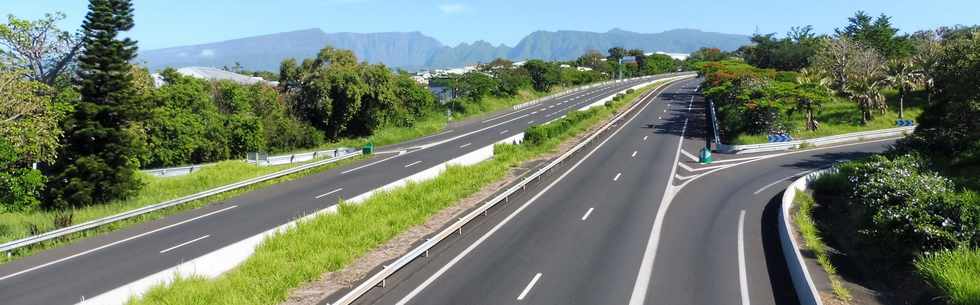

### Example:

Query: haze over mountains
xmin=137 ymin=28 xmax=750 ymax=72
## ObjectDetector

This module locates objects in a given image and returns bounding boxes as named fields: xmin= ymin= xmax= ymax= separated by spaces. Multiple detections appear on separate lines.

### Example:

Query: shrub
xmin=832 ymin=154 xmax=980 ymax=267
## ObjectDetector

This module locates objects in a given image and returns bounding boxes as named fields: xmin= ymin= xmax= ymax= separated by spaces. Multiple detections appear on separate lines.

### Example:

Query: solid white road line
xmin=517 ymin=273 xmax=543 ymax=301
xmin=680 ymin=149 xmax=699 ymax=162
xmin=581 ymin=208 xmax=595 ymax=221
xmin=459 ymin=143 xmax=472 ymax=149
xmin=404 ymin=161 xmax=422 ymax=168
xmin=395 ymin=78 xmax=673 ymax=305
xmin=341 ymin=153 xmax=403 ymax=174
xmin=628 ymin=83 xmax=696 ymax=305
xmin=613 ymin=173 xmax=622 ymax=181
xmin=159 ymin=234 xmax=210 ymax=254
xmin=314 ymin=188 xmax=343 ymax=199
xmin=753 ymin=170 xmax=814 ymax=195
xmin=632 ymin=151 xmax=638 ymax=158
xmin=0 ymin=205 xmax=238 ymax=281
xmin=738 ymin=210 xmax=751 ymax=305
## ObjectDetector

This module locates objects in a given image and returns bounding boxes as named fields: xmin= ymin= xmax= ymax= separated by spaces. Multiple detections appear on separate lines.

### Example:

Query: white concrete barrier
xmin=779 ymin=169 xmax=832 ymax=305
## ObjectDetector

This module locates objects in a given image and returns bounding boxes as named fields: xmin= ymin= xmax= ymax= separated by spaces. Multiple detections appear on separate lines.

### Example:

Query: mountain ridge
xmin=137 ymin=28 xmax=750 ymax=72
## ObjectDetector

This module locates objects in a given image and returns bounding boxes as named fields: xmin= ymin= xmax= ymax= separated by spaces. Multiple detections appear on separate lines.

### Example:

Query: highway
xmin=0 ymin=73 xmax=691 ymax=305
xmin=340 ymin=78 xmax=896 ymax=305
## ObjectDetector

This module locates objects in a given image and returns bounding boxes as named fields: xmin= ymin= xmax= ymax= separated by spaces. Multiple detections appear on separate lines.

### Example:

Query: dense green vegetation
xmin=800 ymin=18 xmax=979 ymax=304
xmin=3 ymin=2 xmax=681 ymax=230
xmin=126 ymin=82 xmax=663 ymax=305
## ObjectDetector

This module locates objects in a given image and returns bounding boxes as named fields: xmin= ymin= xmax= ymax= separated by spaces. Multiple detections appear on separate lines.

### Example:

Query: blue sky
xmin=4 ymin=0 xmax=978 ymax=50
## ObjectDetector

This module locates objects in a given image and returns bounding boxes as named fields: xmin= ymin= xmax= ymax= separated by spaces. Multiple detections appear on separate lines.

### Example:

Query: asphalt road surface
xmin=343 ymin=78 xmax=897 ymax=305
xmin=0 ymin=73 xmax=691 ymax=305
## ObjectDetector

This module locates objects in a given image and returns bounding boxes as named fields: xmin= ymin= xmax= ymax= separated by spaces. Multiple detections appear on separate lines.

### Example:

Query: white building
xmin=152 ymin=67 xmax=278 ymax=87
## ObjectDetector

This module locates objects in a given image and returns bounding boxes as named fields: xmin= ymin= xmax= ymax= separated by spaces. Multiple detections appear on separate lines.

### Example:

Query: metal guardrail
xmin=141 ymin=164 xmax=214 ymax=177
xmin=247 ymin=148 xmax=359 ymax=167
xmin=719 ymin=126 xmax=916 ymax=154
xmin=327 ymin=76 xmax=692 ymax=305
xmin=0 ymin=150 xmax=362 ymax=253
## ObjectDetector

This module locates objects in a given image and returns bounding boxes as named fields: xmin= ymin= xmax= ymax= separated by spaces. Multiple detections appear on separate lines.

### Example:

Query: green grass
xmin=315 ymin=88 xmax=562 ymax=151
xmin=916 ymin=248 xmax=980 ymax=305
xmin=0 ymin=157 xmax=363 ymax=263
xmin=126 ymin=82 xmax=664 ymax=305
xmin=732 ymin=93 xmax=924 ymax=145
xmin=794 ymin=191 xmax=853 ymax=302
xmin=0 ymin=85 xmax=573 ymax=263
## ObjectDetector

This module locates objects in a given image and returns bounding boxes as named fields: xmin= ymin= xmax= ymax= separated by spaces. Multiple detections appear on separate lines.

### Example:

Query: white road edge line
xmin=738 ymin=210 xmax=751 ymax=305
xmin=581 ymin=208 xmax=595 ymax=221
xmin=753 ymin=170 xmax=814 ymax=195
xmin=159 ymin=234 xmax=210 ymax=254
xmin=314 ymin=188 xmax=344 ymax=199
xmin=613 ymin=173 xmax=622 ymax=181
xmin=0 ymin=205 xmax=238 ymax=281
xmin=517 ymin=273 xmax=543 ymax=301
xmin=404 ymin=161 xmax=422 ymax=168
xmin=393 ymin=77 xmax=677 ymax=305
xmin=628 ymin=84 xmax=695 ymax=305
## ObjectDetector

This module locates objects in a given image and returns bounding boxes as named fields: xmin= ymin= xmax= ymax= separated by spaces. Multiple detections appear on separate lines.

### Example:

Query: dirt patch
xmin=278 ymin=88 xmax=638 ymax=305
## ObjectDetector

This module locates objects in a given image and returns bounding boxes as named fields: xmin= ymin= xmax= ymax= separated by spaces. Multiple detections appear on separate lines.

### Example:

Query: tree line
xmin=1 ymin=1 xmax=680 ymax=214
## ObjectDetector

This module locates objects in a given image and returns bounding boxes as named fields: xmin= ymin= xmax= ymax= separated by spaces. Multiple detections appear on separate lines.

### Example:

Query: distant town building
xmin=410 ymin=75 xmax=428 ymax=85
xmin=576 ymin=66 xmax=593 ymax=71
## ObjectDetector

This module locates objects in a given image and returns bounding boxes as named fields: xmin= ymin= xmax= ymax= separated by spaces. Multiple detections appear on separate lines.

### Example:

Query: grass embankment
xmin=793 ymin=192 xmax=852 ymax=302
xmin=322 ymin=88 xmax=561 ymax=151
xmin=127 ymin=83 xmax=660 ymax=305
xmin=733 ymin=93 xmax=924 ymax=144
xmin=0 ymin=86 xmax=568 ymax=263
xmin=0 ymin=157 xmax=363 ymax=263
xmin=916 ymin=249 xmax=980 ymax=305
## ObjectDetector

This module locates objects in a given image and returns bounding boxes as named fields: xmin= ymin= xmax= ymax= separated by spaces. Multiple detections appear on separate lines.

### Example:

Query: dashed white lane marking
xmin=581 ymin=208 xmax=595 ymax=221
xmin=0 ymin=205 xmax=239 ymax=281
xmin=500 ymin=129 xmax=509 ymax=135
xmin=404 ymin=160 xmax=422 ymax=168
xmin=738 ymin=210 xmax=751 ymax=305
xmin=459 ymin=143 xmax=472 ymax=148
xmin=658 ymin=116 xmax=662 ymax=120
xmin=663 ymin=109 xmax=667 ymax=113
xmin=613 ymin=173 xmax=622 ymax=181
xmin=160 ymin=234 xmax=210 ymax=254
xmin=314 ymin=188 xmax=344 ymax=199
xmin=631 ymin=151 xmax=638 ymax=158
xmin=528 ymin=120 xmax=535 ymax=124
xmin=643 ymin=136 xmax=648 ymax=141
xmin=517 ymin=273 xmax=543 ymax=301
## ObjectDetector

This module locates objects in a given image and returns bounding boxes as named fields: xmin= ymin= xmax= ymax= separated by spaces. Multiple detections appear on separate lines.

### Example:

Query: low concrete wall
xmin=779 ymin=169 xmax=832 ymax=305
xmin=79 ymin=138 xmax=516 ymax=305
xmin=721 ymin=126 xmax=914 ymax=154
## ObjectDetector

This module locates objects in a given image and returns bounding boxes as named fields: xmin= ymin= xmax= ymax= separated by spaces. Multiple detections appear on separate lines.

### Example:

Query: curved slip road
xmin=344 ymin=77 xmax=898 ymax=305
xmin=0 ymin=73 xmax=692 ymax=305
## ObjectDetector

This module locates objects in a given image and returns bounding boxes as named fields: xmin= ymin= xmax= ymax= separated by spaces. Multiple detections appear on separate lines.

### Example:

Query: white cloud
xmin=199 ymin=49 xmax=215 ymax=57
xmin=438 ymin=3 xmax=466 ymax=14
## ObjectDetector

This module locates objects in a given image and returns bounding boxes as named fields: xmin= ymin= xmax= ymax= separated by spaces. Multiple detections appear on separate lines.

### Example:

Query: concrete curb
xmin=721 ymin=126 xmax=915 ymax=154
xmin=780 ymin=169 xmax=832 ymax=305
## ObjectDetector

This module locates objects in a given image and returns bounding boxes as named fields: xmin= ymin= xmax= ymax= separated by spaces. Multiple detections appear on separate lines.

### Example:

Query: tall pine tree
xmin=45 ymin=0 xmax=143 ymax=208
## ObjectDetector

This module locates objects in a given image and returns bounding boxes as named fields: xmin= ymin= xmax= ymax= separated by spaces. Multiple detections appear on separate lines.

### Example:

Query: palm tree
xmin=885 ymin=59 xmax=922 ymax=119
xmin=844 ymin=77 xmax=887 ymax=125
xmin=793 ymin=68 xmax=831 ymax=131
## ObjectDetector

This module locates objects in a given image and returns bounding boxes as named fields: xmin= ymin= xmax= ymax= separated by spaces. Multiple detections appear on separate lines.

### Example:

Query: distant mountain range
xmin=137 ymin=28 xmax=750 ymax=72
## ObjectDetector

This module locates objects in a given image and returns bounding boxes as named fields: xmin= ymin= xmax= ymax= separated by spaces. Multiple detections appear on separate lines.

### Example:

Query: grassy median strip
xmin=733 ymin=99 xmax=923 ymax=145
xmin=916 ymin=248 xmax=980 ymax=305
xmin=0 ymin=86 xmax=572 ymax=263
xmin=794 ymin=191 xmax=853 ymax=302
xmin=0 ymin=157 xmax=364 ymax=263
xmin=128 ymin=82 xmax=663 ymax=305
